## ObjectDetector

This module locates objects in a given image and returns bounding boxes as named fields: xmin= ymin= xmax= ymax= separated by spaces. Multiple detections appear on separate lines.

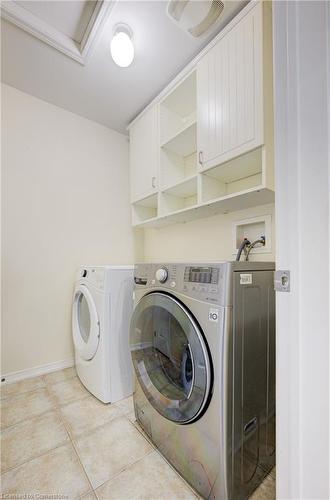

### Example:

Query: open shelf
xmin=200 ymin=148 xmax=263 ymax=202
xmin=159 ymin=70 xmax=197 ymax=193
xmin=160 ymin=149 xmax=197 ymax=189
xmin=162 ymin=175 xmax=197 ymax=198
xmin=161 ymin=121 xmax=196 ymax=157
xmin=160 ymin=176 xmax=198 ymax=216
xmin=132 ymin=193 xmax=158 ymax=225
xmin=132 ymin=186 xmax=275 ymax=228
xmin=160 ymin=71 xmax=196 ymax=145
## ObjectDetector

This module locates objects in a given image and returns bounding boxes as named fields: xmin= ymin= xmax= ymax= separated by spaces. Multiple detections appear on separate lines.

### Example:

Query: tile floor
xmin=0 ymin=368 xmax=275 ymax=499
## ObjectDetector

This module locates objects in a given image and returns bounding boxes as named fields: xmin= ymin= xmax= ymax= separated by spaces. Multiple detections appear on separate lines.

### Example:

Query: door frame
xmin=273 ymin=2 xmax=330 ymax=498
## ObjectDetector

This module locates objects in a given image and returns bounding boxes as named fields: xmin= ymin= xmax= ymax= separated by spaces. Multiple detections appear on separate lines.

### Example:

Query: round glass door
xmin=72 ymin=285 xmax=100 ymax=361
xmin=130 ymin=292 xmax=212 ymax=424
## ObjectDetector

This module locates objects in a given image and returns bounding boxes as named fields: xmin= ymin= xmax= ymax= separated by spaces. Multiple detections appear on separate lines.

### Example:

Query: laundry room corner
xmin=1 ymin=83 xmax=136 ymax=379
xmin=1 ymin=0 xmax=329 ymax=498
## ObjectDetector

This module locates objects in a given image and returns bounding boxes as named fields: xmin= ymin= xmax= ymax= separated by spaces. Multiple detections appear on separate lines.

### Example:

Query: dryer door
xmin=130 ymin=292 xmax=212 ymax=424
xmin=72 ymin=285 xmax=100 ymax=361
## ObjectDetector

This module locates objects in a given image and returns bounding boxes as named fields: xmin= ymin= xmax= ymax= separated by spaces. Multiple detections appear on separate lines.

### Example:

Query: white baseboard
xmin=1 ymin=358 xmax=75 ymax=385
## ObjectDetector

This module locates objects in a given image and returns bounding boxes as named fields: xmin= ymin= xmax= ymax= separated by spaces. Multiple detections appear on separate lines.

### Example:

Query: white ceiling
xmin=1 ymin=0 xmax=247 ymax=133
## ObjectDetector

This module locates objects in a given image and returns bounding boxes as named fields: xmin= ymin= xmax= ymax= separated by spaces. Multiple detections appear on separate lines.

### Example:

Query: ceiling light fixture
xmin=110 ymin=24 xmax=134 ymax=68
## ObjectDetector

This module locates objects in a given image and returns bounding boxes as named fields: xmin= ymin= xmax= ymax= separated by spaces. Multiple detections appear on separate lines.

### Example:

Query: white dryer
xmin=72 ymin=266 xmax=133 ymax=403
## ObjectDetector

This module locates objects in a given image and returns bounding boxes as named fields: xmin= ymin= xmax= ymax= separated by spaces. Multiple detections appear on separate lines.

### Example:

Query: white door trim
xmin=273 ymin=1 xmax=330 ymax=498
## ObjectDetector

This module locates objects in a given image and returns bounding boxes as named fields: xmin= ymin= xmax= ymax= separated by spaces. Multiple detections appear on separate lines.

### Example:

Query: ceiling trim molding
xmin=1 ymin=0 xmax=115 ymax=65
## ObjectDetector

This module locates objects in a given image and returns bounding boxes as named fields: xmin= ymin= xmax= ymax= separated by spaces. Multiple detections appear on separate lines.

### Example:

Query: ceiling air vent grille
xmin=167 ymin=0 xmax=225 ymax=38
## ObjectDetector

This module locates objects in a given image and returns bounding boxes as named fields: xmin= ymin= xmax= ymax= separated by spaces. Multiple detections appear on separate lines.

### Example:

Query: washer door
xmin=130 ymin=292 xmax=212 ymax=424
xmin=72 ymin=285 xmax=100 ymax=361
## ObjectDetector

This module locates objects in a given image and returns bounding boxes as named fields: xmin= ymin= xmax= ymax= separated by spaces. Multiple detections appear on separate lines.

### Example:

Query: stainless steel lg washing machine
xmin=130 ymin=262 xmax=275 ymax=500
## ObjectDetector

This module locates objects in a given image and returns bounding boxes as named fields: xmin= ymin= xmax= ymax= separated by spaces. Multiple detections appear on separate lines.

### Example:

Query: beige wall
xmin=143 ymin=204 xmax=275 ymax=263
xmin=1 ymin=84 xmax=274 ymax=377
xmin=1 ymin=84 xmax=135 ymax=375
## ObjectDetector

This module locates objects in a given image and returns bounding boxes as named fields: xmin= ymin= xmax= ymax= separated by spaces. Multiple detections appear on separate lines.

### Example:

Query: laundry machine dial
xmin=156 ymin=268 xmax=168 ymax=283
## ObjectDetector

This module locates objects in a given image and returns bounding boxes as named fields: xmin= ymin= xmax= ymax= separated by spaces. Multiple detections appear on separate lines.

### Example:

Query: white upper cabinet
xmin=128 ymin=1 xmax=274 ymax=227
xmin=197 ymin=3 xmax=263 ymax=170
xmin=129 ymin=105 xmax=159 ymax=202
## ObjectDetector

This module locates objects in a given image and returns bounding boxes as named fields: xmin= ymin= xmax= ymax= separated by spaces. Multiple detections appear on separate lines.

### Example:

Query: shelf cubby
xmin=160 ymin=176 xmax=198 ymax=216
xmin=159 ymin=71 xmax=197 ymax=192
xmin=132 ymin=193 xmax=158 ymax=225
xmin=160 ymin=149 xmax=197 ymax=189
xmin=159 ymin=71 xmax=196 ymax=145
xmin=200 ymin=148 xmax=263 ymax=203
xmin=161 ymin=121 xmax=196 ymax=156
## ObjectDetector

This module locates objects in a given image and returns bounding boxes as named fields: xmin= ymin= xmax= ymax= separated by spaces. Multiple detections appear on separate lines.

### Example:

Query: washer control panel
xmin=155 ymin=267 xmax=168 ymax=283
xmin=183 ymin=266 xmax=219 ymax=285
xmin=134 ymin=263 xmax=229 ymax=305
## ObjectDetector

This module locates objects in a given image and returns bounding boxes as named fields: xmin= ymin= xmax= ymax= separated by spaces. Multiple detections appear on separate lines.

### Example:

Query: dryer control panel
xmin=76 ymin=267 xmax=105 ymax=291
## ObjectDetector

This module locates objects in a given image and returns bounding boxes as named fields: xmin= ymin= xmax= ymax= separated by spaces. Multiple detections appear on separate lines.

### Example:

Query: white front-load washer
xmin=72 ymin=265 xmax=133 ymax=403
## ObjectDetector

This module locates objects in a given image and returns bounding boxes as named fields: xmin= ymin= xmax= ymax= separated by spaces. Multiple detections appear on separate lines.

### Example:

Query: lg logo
xmin=209 ymin=309 xmax=219 ymax=322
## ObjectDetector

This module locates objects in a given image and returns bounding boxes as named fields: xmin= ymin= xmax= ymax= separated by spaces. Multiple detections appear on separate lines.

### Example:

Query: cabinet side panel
xmin=129 ymin=106 xmax=159 ymax=202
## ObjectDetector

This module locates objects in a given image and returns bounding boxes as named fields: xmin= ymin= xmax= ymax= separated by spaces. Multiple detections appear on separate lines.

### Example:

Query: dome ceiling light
xmin=110 ymin=24 xmax=134 ymax=68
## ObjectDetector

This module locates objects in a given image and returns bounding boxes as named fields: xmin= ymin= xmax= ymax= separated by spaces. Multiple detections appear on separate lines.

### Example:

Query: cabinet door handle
xmin=198 ymin=151 xmax=203 ymax=166
xmin=151 ymin=176 xmax=156 ymax=188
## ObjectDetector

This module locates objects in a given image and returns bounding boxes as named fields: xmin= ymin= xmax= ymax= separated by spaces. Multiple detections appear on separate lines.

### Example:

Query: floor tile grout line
xmin=57 ymin=397 xmax=136 ymax=442
xmin=84 ymin=413 xmax=196 ymax=494
xmin=44 ymin=378 xmax=109 ymax=414
xmin=128 ymin=417 xmax=157 ymax=449
xmin=59 ymin=405 xmax=155 ymax=494
xmin=1 ymin=399 xmax=93 ymax=434
xmin=1 ymin=434 xmax=196 ymax=500
xmin=1 ymin=402 xmax=58 ymax=432
xmin=42 ymin=372 xmax=77 ymax=385
xmin=1 ymin=371 xmax=77 ymax=402
xmin=131 ymin=417 xmax=199 ymax=498
xmin=44 ymin=377 xmax=80 ymax=392
xmin=0 ymin=384 xmax=49 ymax=405
xmin=152 ymin=446 xmax=200 ymax=498
xmin=69 ymin=426 xmax=107 ymax=495
xmin=0 ymin=438 xmax=72 ymax=476
xmin=1 ymin=389 xmax=129 ymax=433
xmin=1 ymin=403 xmax=73 ymax=474
xmin=0 ymin=385 xmax=47 ymax=401
xmin=2 ymin=377 xmax=197 ymax=497
xmin=56 ymin=402 xmax=95 ymax=496
xmin=1 ymin=375 xmax=129 ymax=411
xmin=1 ymin=382 xmax=99 ymax=475
xmin=92 ymin=448 xmax=156 ymax=495
xmin=1 ymin=377 xmax=77 ymax=410
xmin=59 ymin=409 xmax=128 ymax=442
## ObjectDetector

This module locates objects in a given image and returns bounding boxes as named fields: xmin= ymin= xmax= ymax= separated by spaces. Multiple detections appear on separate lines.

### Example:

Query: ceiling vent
xmin=167 ymin=0 xmax=225 ymax=37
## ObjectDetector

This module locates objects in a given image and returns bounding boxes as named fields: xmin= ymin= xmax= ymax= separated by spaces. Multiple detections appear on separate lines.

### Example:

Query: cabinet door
xmin=197 ymin=4 xmax=263 ymax=170
xmin=129 ymin=106 xmax=159 ymax=201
